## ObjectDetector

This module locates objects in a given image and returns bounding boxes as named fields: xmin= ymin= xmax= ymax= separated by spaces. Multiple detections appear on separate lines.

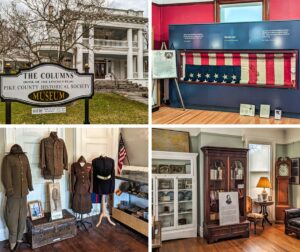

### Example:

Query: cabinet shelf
xmin=116 ymin=170 xmax=148 ymax=185
xmin=158 ymin=189 xmax=174 ymax=192
xmin=158 ymin=201 xmax=174 ymax=204
xmin=179 ymin=211 xmax=192 ymax=215
xmin=178 ymin=200 xmax=192 ymax=203
xmin=121 ymin=191 xmax=148 ymax=200
xmin=159 ymin=212 xmax=174 ymax=217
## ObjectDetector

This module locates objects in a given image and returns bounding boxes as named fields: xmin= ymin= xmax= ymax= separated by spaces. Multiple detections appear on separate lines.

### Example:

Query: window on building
xmin=248 ymin=143 xmax=272 ymax=199
xmin=215 ymin=0 xmax=269 ymax=23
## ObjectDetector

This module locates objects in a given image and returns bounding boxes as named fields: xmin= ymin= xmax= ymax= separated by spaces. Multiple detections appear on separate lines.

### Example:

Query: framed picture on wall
xmin=28 ymin=201 xmax=44 ymax=221
xmin=152 ymin=129 xmax=190 ymax=153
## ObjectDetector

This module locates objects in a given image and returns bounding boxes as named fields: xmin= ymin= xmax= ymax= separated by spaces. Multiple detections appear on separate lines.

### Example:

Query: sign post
xmin=0 ymin=63 xmax=94 ymax=124
xmin=84 ymin=65 xmax=91 ymax=124
xmin=4 ymin=63 xmax=12 ymax=124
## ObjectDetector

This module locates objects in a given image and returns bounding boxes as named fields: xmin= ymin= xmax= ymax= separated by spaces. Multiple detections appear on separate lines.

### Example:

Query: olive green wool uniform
xmin=1 ymin=144 xmax=33 ymax=246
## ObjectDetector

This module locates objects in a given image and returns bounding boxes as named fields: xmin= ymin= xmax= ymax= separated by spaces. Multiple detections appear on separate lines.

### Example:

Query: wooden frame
xmin=152 ymin=128 xmax=190 ymax=153
xmin=28 ymin=200 xmax=44 ymax=221
xmin=215 ymin=0 xmax=270 ymax=22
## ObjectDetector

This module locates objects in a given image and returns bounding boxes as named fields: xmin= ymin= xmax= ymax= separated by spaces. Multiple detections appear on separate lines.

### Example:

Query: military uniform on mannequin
xmin=92 ymin=156 xmax=115 ymax=195
xmin=1 ymin=144 xmax=33 ymax=251
xmin=71 ymin=156 xmax=93 ymax=214
xmin=92 ymin=156 xmax=115 ymax=227
xmin=39 ymin=131 xmax=68 ymax=180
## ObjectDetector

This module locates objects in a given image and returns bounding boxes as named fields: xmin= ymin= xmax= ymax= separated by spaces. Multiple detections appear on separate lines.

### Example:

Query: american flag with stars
xmin=117 ymin=134 xmax=128 ymax=175
xmin=180 ymin=51 xmax=296 ymax=88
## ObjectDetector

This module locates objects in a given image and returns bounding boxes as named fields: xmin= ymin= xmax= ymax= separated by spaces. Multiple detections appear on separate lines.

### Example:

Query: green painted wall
xmin=276 ymin=144 xmax=287 ymax=158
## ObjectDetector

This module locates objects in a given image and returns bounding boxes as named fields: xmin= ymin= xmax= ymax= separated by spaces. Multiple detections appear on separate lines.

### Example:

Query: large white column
xmin=76 ymin=24 xmax=83 ymax=73
xmin=127 ymin=28 xmax=133 ymax=79
xmin=88 ymin=26 xmax=94 ymax=73
xmin=133 ymin=56 xmax=137 ymax=73
xmin=137 ymin=29 xmax=144 ymax=79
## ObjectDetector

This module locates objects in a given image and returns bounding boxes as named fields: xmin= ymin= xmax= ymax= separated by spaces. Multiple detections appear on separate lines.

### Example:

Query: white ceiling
xmin=152 ymin=0 xmax=213 ymax=5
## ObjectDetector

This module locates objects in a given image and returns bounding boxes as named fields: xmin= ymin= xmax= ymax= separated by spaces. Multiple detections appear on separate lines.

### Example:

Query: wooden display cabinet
xmin=201 ymin=146 xmax=250 ymax=244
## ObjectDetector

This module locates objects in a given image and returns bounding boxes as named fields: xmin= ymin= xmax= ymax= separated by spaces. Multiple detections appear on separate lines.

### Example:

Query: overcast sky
xmin=108 ymin=0 xmax=148 ymax=16
xmin=1 ymin=0 xmax=148 ymax=17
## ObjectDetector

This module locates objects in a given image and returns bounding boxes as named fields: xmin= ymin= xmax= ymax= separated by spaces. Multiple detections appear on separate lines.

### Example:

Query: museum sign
xmin=0 ymin=63 xmax=94 ymax=124
xmin=0 ymin=63 xmax=93 ymax=106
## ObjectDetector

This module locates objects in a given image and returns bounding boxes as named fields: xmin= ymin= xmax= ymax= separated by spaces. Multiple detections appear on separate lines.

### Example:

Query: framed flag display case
xmin=178 ymin=50 xmax=298 ymax=89
xmin=168 ymin=20 xmax=300 ymax=118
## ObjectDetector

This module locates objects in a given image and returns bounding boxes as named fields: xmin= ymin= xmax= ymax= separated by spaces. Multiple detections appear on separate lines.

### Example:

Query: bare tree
xmin=3 ymin=0 xmax=108 ymax=65
xmin=0 ymin=14 xmax=20 ymax=60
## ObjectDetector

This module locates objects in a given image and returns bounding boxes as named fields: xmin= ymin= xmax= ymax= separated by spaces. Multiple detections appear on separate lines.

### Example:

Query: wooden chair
xmin=246 ymin=196 xmax=264 ymax=234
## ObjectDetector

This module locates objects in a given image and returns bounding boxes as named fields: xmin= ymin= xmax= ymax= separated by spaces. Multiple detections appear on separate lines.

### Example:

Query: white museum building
xmin=1 ymin=7 xmax=148 ymax=86
xmin=76 ymin=8 xmax=148 ymax=84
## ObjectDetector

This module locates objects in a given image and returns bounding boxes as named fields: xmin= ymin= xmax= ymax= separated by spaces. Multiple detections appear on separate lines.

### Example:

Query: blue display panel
xmin=168 ymin=20 xmax=300 ymax=117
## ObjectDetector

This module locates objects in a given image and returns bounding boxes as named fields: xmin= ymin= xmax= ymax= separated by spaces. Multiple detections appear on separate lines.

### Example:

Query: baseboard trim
xmin=198 ymin=225 xmax=203 ymax=237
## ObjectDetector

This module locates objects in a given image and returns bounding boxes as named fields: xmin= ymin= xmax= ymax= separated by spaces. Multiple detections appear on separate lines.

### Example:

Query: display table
xmin=113 ymin=171 xmax=149 ymax=237
xmin=152 ymin=221 xmax=162 ymax=252
xmin=254 ymin=200 xmax=274 ymax=226
xmin=26 ymin=209 xmax=77 ymax=249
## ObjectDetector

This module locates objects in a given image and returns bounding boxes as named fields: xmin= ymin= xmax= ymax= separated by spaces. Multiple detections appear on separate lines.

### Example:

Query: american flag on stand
xmin=180 ymin=51 xmax=296 ymax=88
xmin=117 ymin=134 xmax=129 ymax=175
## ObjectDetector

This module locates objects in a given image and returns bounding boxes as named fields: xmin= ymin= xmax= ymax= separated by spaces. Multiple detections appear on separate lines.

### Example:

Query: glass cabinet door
xmin=208 ymin=158 xmax=227 ymax=223
xmin=152 ymin=159 xmax=192 ymax=175
xmin=230 ymin=158 xmax=246 ymax=218
xmin=157 ymin=178 xmax=175 ymax=229
xmin=177 ymin=178 xmax=193 ymax=227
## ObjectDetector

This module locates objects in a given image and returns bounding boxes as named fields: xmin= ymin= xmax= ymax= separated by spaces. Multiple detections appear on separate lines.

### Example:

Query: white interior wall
xmin=0 ymin=128 xmax=66 ymax=241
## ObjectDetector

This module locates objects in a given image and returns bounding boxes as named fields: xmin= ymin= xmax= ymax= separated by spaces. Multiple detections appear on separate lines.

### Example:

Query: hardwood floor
xmin=0 ymin=218 xmax=147 ymax=252
xmin=152 ymin=107 xmax=300 ymax=124
xmin=160 ymin=224 xmax=300 ymax=252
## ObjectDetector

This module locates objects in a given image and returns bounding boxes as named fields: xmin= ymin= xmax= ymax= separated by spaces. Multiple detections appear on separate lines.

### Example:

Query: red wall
xmin=153 ymin=0 xmax=300 ymax=49
xmin=270 ymin=0 xmax=300 ymax=20
xmin=152 ymin=2 xmax=214 ymax=49
xmin=152 ymin=4 xmax=162 ymax=50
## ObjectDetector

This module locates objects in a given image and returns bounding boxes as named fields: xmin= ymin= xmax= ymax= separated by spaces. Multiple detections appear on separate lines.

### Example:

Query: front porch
xmin=80 ymin=53 xmax=148 ymax=86
xmin=76 ymin=22 xmax=148 ymax=86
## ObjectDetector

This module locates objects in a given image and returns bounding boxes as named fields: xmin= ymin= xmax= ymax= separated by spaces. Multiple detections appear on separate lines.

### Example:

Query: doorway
xmin=95 ymin=61 xmax=106 ymax=79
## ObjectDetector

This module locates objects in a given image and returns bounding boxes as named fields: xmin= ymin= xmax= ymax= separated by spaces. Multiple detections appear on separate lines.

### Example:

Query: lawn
xmin=0 ymin=93 xmax=148 ymax=124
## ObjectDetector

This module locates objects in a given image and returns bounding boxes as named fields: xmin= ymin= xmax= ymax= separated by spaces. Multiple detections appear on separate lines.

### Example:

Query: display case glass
xmin=152 ymin=159 xmax=192 ymax=175
xmin=152 ymin=151 xmax=198 ymax=241
xmin=113 ymin=170 xmax=148 ymax=236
